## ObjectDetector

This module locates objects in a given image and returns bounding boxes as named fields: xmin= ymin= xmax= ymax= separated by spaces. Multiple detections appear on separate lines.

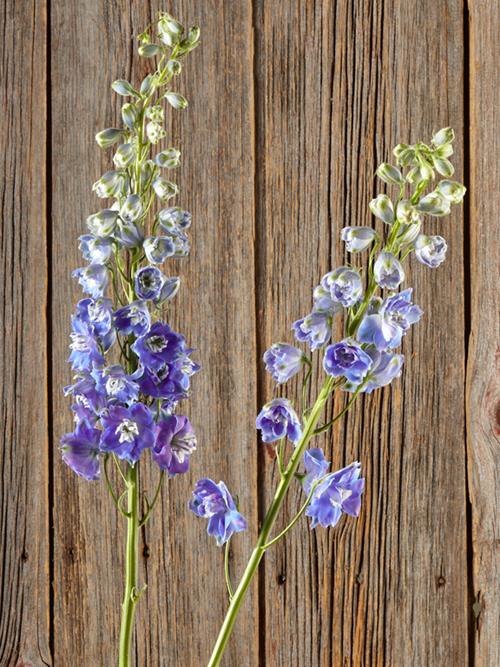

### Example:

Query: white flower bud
xmin=138 ymin=43 xmax=161 ymax=57
xmin=140 ymin=161 xmax=156 ymax=190
xmin=153 ymin=177 xmax=179 ymax=200
xmin=146 ymin=121 xmax=166 ymax=144
xmin=431 ymin=127 xmax=455 ymax=146
xmin=95 ymin=128 xmax=123 ymax=149
xmin=158 ymin=15 xmax=183 ymax=47
xmin=167 ymin=59 xmax=182 ymax=75
xmin=112 ymin=80 xmax=137 ymax=97
xmin=140 ymin=74 xmax=155 ymax=96
xmin=121 ymin=103 xmax=138 ymax=129
xmin=164 ymin=92 xmax=188 ymax=110
xmin=87 ymin=209 xmax=118 ymax=237
xmin=186 ymin=26 xmax=201 ymax=45
xmin=396 ymin=221 xmax=421 ymax=246
xmin=113 ymin=143 xmax=136 ymax=169
xmin=396 ymin=199 xmax=422 ymax=225
xmin=155 ymin=148 xmax=181 ymax=168
xmin=432 ymin=156 xmax=454 ymax=177
xmin=162 ymin=14 xmax=184 ymax=35
xmin=436 ymin=179 xmax=466 ymax=204
xmin=120 ymin=194 xmax=143 ymax=223
xmin=369 ymin=194 xmax=394 ymax=224
xmin=376 ymin=163 xmax=404 ymax=185
xmin=92 ymin=171 xmax=125 ymax=198
xmin=416 ymin=191 xmax=451 ymax=217
xmin=434 ymin=143 xmax=453 ymax=159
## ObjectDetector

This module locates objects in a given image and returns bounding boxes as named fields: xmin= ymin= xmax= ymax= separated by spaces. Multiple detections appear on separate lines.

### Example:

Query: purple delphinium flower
xmin=256 ymin=398 xmax=302 ymax=444
xmin=305 ymin=461 xmax=365 ymax=528
xmin=320 ymin=267 xmax=363 ymax=307
xmin=60 ymin=422 xmax=101 ymax=481
xmin=64 ymin=371 xmax=106 ymax=421
xmin=131 ymin=321 xmax=186 ymax=372
xmin=92 ymin=365 xmax=140 ymax=404
xmin=341 ymin=226 xmax=378 ymax=252
xmin=362 ymin=350 xmax=404 ymax=394
xmin=292 ymin=311 xmax=332 ymax=350
xmin=357 ymin=288 xmax=422 ymax=350
xmin=134 ymin=266 xmax=165 ymax=300
xmin=75 ymin=297 xmax=115 ymax=351
xmin=189 ymin=478 xmax=247 ymax=546
xmin=100 ymin=403 xmax=155 ymax=464
xmin=68 ymin=316 xmax=104 ymax=371
xmin=139 ymin=352 xmax=200 ymax=401
xmin=323 ymin=340 xmax=373 ymax=384
xmin=156 ymin=276 xmax=180 ymax=304
xmin=302 ymin=448 xmax=330 ymax=494
xmin=79 ymin=234 xmax=114 ymax=263
xmin=152 ymin=415 xmax=197 ymax=476
xmin=414 ymin=234 xmax=447 ymax=268
xmin=72 ymin=264 xmax=109 ymax=297
xmin=114 ymin=300 xmax=151 ymax=337
xmin=143 ymin=236 xmax=175 ymax=264
xmin=373 ymin=252 xmax=405 ymax=290
xmin=263 ymin=343 xmax=304 ymax=383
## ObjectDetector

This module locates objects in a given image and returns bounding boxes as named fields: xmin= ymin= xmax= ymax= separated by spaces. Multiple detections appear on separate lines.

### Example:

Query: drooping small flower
xmin=114 ymin=300 xmax=151 ymax=337
xmin=189 ymin=478 xmax=247 ymax=546
xmin=72 ymin=264 xmax=109 ymax=298
xmin=114 ymin=218 xmax=144 ymax=249
xmin=134 ymin=266 xmax=165 ymax=300
xmin=341 ymin=226 xmax=378 ymax=253
xmin=92 ymin=170 xmax=125 ymax=199
xmin=156 ymin=276 xmax=180 ymax=304
xmin=79 ymin=234 xmax=114 ymax=264
xmin=256 ymin=398 xmax=302 ymax=444
xmin=414 ymin=234 xmax=447 ymax=268
xmin=369 ymin=194 xmax=394 ymax=224
xmin=323 ymin=340 xmax=373 ymax=384
xmin=60 ymin=422 xmax=101 ymax=481
xmin=361 ymin=350 xmax=404 ymax=394
xmin=292 ymin=311 xmax=332 ymax=350
xmin=68 ymin=317 xmax=104 ymax=371
xmin=320 ymin=267 xmax=363 ymax=308
xmin=152 ymin=415 xmax=196 ymax=476
xmin=143 ymin=236 xmax=175 ymax=264
xmin=152 ymin=176 xmax=178 ymax=200
xmin=158 ymin=206 xmax=192 ymax=231
xmin=100 ymin=403 xmax=155 ymax=464
xmin=302 ymin=448 xmax=330 ymax=494
xmin=263 ymin=343 xmax=304 ymax=383
xmin=357 ymin=288 xmax=422 ymax=350
xmin=373 ymin=252 xmax=405 ymax=290
xmin=305 ymin=461 xmax=365 ymax=528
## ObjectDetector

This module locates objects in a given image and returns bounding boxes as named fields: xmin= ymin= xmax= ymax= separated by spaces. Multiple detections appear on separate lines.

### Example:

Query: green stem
xmin=118 ymin=464 xmax=140 ymax=667
xmin=224 ymin=540 xmax=234 ymax=600
xmin=207 ymin=376 xmax=336 ymax=667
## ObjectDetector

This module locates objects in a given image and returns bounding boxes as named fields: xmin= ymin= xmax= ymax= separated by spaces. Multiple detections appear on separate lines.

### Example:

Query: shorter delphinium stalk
xmin=59 ymin=13 xmax=201 ymax=667
xmin=189 ymin=128 xmax=466 ymax=666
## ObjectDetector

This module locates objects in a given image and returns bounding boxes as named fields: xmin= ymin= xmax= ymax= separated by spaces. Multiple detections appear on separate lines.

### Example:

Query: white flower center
xmin=116 ymin=419 xmax=139 ymax=443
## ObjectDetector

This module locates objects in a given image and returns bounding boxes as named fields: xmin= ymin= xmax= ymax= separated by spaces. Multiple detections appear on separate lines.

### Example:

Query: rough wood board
xmin=50 ymin=1 xmax=258 ymax=665
xmin=467 ymin=1 xmax=500 ymax=665
xmin=254 ymin=1 xmax=468 ymax=665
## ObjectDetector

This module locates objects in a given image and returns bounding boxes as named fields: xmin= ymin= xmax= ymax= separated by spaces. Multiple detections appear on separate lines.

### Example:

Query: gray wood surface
xmin=0 ymin=1 xmax=498 ymax=665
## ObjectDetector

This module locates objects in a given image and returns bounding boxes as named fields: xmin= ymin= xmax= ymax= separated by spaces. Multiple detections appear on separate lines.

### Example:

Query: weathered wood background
xmin=1 ymin=1 xmax=498 ymax=665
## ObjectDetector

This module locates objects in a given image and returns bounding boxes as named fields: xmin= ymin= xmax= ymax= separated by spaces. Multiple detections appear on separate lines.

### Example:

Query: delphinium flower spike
xmin=60 ymin=13 xmax=200 ymax=667
xmin=190 ymin=128 xmax=465 ymax=666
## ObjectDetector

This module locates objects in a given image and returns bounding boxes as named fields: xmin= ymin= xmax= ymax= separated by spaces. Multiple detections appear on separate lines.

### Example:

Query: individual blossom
xmin=100 ymin=403 xmax=155 ymax=464
xmin=263 ymin=343 xmax=304 ymax=383
xmin=156 ymin=277 xmax=181 ymax=304
xmin=131 ymin=321 xmax=186 ymax=372
xmin=152 ymin=415 xmax=197 ymax=476
xmin=323 ymin=340 xmax=373 ymax=384
xmin=369 ymin=194 xmax=394 ymax=224
xmin=79 ymin=234 xmax=114 ymax=263
xmin=86 ymin=209 xmax=119 ymax=237
xmin=134 ymin=266 xmax=165 ymax=300
xmin=305 ymin=461 xmax=365 ymax=528
xmin=414 ymin=234 xmax=447 ymax=268
xmin=357 ymin=289 xmax=422 ymax=350
xmin=138 ymin=351 xmax=200 ymax=401
xmin=361 ymin=350 xmax=404 ymax=394
xmin=92 ymin=365 xmax=140 ymax=405
xmin=373 ymin=252 xmax=405 ymax=290
xmin=92 ymin=170 xmax=125 ymax=199
xmin=64 ymin=371 xmax=106 ymax=422
xmin=114 ymin=300 xmax=151 ymax=337
xmin=120 ymin=194 xmax=143 ymax=223
xmin=292 ymin=311 xmax=332 ymax=350
xmin=320 ymin=267 xmax=363 ymax=308
xmin=341 ymin=226 xmax=378 ymax=253
xmin=302 ymin=448 xmax=330 ymax=494
xmin=158 ymin=206 xmax=192 ymax=231
xmin=60 ymin=422 xmax=101 ymax=481
xmin=72 ymin=264 xmax=109 ymax=298
xmin=189 ymin=478 xmax=247 ymax=546
xmin=68 ymin=316 xmax=104 ymax=371
xmin=75 ymin=297 xmax=115 ymax=350
xmin=256 ymin=398 xmax=302 ymax=444
xmin=152 ymin=176 xmax=178 ymax=200
xmin=143 ymin=236 xmax=175 ymax=264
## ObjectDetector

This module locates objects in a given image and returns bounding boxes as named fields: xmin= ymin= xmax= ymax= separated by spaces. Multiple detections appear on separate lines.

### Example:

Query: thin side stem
xmin=224 ymin=540 xmax=234 ymax=601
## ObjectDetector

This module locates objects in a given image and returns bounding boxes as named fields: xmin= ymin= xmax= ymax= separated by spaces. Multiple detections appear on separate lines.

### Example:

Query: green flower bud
xmin=158 ymin=15 xmax=183 ymax=47
xmin=87 ymin=209 xmax=119 ymax=237
xmin=121 ymin=103 xmax=138 ymax=129
xmin=140 ymin=74 xmax=155 ymax=96
xmin=376 ymin=163 xmax=404 ymax=185
xmin=436 ymin=179 xmax=466 ymax=204
xmin=432 ymin=127 xmax=455 ymax=146
xmin=140 ymin=160 xmax=156 ymax=190
xmin=416 ymin=191 xmax=451 ymax=217
xmin=167 ymin=59 xmax=182 ymax=76
xmin=393 ymin=143 xmax=415 ymax=166
xmin=155 ymin=148 xmax=181 ymax=168
xmin=369 ymin=194 xmax=394 ymax=224
xmin=138 ymin=43 xmax=162 ymax=58
xmin=153 ymin=176 xmax=179 ymax=200
xmin=187 ymin=26 xmax=201 ymax=45
xmin=161 ymin=14 xmax=184 ymax=35
xmin=396 ymin=199 xmax=422 ymax=225
xmin=113 ymin=143 xmax=136 ymax=168
xmin=433 ymin=143 xmax=453 ymax=159
xmin=95 ymin=128 xmax=123 ymax=149
xmin=432 ymin=156 xmax=454 ymax=177
xmin=164 ymin=92 xmax=188 ymax=110
xmin=112 ymin=79 xmax=137 ymax=97
xmin=146 ymin=121 xmax=166 ymax=144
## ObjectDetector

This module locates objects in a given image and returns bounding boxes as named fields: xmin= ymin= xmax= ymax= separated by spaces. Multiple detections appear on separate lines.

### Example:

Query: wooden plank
xmin=0 ymin=1 xmax=51 ymax=666
xmin=51 ymin=1 xmax=258 ymax=665
xmin=254 ymin=1 xmax=468 ymax=665
xmin=467 ymin=2 xmax=500 ymax=665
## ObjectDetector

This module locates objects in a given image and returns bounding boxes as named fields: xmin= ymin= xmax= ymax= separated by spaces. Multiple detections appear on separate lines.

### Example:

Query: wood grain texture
xmin=254 ymin=1 xmax=469 ymax=665
xmin=467 ymin=2 xmax=500 ymax=665
xmin=0 ymin=2 xmax=51 ymax=666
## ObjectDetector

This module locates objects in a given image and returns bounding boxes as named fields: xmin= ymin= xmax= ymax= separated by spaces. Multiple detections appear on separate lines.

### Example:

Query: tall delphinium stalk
xmin=190 ymin=128 xmax=466 ymax=666
xmin=59 ymin=14 xmax=200 ymax=667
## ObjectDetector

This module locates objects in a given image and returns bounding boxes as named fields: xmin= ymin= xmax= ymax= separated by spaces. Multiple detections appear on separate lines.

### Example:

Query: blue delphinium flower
xmin=92 ymin=365 xmax=140 ymax=404
xmin=263 ymin=343 xmax=304 ymax=383
xmin=68 ymin=317 xmax=104 ymax=371
xmin=64 ymin=371 xmax=106 ymax=421
xmin=302 ymin=448 xmax=330 ymax=494
xmin=134 ymin=266 xmax=165 ymax=300
xmin=414 ymin=234 xmax=447 ymax=268
xmin=100 ymin=403 xmax=155 ymax=464
xmin=189 ymin=478 xmax=247 ymax=546
xmin=132 ymin=321 xmax=185 ymax=371
xmin=60 ymin=422 xmax=101 ymax=481
xmin=156 ymin=276 xmax=180 ymax=303
xmin=79 ymin=234 xmax=114 ymax=263
xmin=323 ymin=340 xmax=373 ymax=383
xmin=139 ymin=352 xmax=200 ymax=401
xmin=256 ymin=398 xmax=302 ymax=444
xmin=357 ymin=289 xmax=422 ymax=350
xmin=362 ymin=350 xmax=404 ymax=393
xmin=341 ymin=226 xmax=378 ymax=252
xmin=320 ymin=267 xmax=363 ymax=307
xmin=72 ymin=264 xmax=109 ymax=297
xmin=152 ymin=415 xmax=196 ymax=476
xmin=373 ymin=252 xmax=405 ymax=290
xmin=158 ymin=206 xmax=192 ymax=231
xmin=292 ymin=311 xmax=332 ymax=350
xmin=114 ymin=300 xmax=151 ymax=337
xmin=143 ymin=236 xmax=175 ymax=264
xmin=305 ymin=462 xmax=365 ymax=528
xmin=75 ymin=297 xmax=115 ymax=351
